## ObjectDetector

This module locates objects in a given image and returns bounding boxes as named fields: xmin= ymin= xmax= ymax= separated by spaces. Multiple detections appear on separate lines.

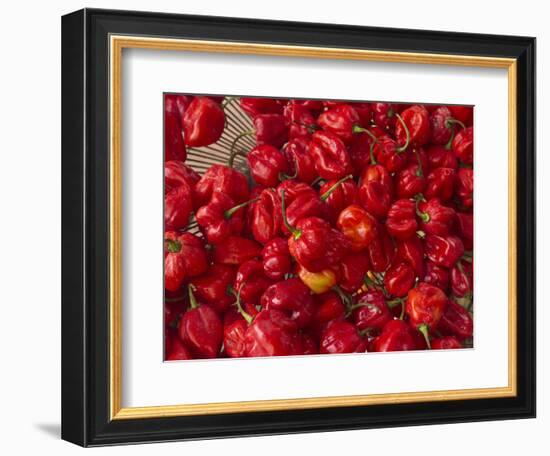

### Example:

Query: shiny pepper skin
xmin=164 ymin=182 xmax=193 ymax=231
xmin=386 ymin=199 xmax=418 ymax=240
xmin=234 ymin=259 xmax=274 ymax=305
xmin=348 ymin=132 xmax=376 ymax=176
xmin=395 ymin=164 xmax=426 ymax=199
xmin=297 ymin=265 xmax=338 ymax=294
xmin=452 ymin=126 xmax=474 ymax=165
xmin=194 ymin=164 xmax=250 ymax=207
xmin=359 ymin=165 xmax=393 ymax=219
xmin=240 ymin=97 xmax=283 ymax=117
xmin=223 ymin=318 xmax=248 ymax=358
xmin=244 ymin=309 xmax=298 ymax=357
xmin=247 ymin=144 xmax=289 ymax=187
xmin=339 ymin=252 xmax=370 ymax=293
xmin=166 ymin=335 xmax=193 ymax=361
xmin=450 ymin=259 xmax=473 ymax=297
xmin=191 ymin=264 xmax=236 ymax=313
xmin=395 ymin=235 xmax=424 ymax=277
xmin=456 ymin=168 xmax=474 ymax=209
xmin=261 ymin=237 xmax=292 ymax=280
xmin=396 ymin=105 xmax=431 ymax=146
xmin=164 ymin=232 xmax=208 ymax=292
xmin=373 ymin=319 xmax=416 ymax=352
xmin=213 ymin=236 xmax=262 ymax=266
xmin=371 ymin=102 xmax=397 ymax=131
xmin=384 ymin=262 xmax=415 ymax=297
xmin=165 ymin=160 xmax=200 ymax=193
xmin=423 ymin=261 xmax=450 ymax=291
xmin=320 ymin=178 xmax=359 ymax=223
xmin=282 ymin=137 xmax=317 ymax=184
xmin=253 ymin=114 xmax=289 ymax=148
xmin=318 ymin=104 xmax=360 ymax=144
xmin=455 ymin=212 xmax=473 ymax=250
xmin=179 ymin=289 xmax=223 ymax=359
xmin=320 ymin=320 xmax=366 ymax=354
xmin=181 ymin=97 xmax=225 ymax=147
xmin=373 ymin=136 xmax=409 ymax=173
xmin=278 ymin=181 xmax=324 ymax=234
xmin=336 ymin=204 xmax=378 ymax=252
xmin=261 ymin=278 xmax=316 ymax=328
xmin=367 ymin=227 xmax=396 ymax=273
xmin=288 ymin=217 xmax=351 ymax=272
xmin=310 ymin=291 xmax=346 ymax=336
xmin=429 ymin=106 xmax=457 ymax=145
xmin=195 ymin=192 xmax=246 ymax=244
xmin=165 ymin=109 xmax=187 ymax=161
xmin=432 ymin=336 xmax=462 ymax=349
xmin=284 ymin=101 xmax=317 ymax=140
xmin=417 ymin=198 xmax=456 ymax=236
xmin=425 ymin=234 xmax=465 ymax=268
xmin=165 ymin=94 xmax=193 ymax=119
xmin=406 ymin=282 xmax=448 ymax=330
xmin=250 ymin=189 xmax=283 ymax=244
xmin=425 ymin=167 xmax=456 ymax=201
xmin=309 ymin=130 xmax=352 ymax=180
xmin=352 ymin=290 xmax=392 ymax=332
xmin=438 ymin=300 xmax=473 ymax=340
xmin=426 ymin=144 xmax=458 ymax=171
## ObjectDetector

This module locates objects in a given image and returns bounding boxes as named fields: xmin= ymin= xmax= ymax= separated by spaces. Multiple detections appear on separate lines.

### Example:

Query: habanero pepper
xmin=425 ymin=167 xmax=456 ymax=202
xmin=450 ymin=258 xmax=473 ymax=298
xmin=372 ymin=319 xmax=416 ymax=352
xmin=395 ymin=234 xmax=425 ymax=277
xmin=395 ymin=104 xmax=431 ymax=147
xmin=308 ymin=130 xmax=353 ymax=180
xmin=416 ymin=197 xmax=456 ymax=236
xmin=239 ymin=97 xmax=284 ymax=117
xmin=386 ymin=199 xmax=418 ymax=240
xmin=284 ymin=101 xmax=317 ymax=140
xmin=358 ymin=164 xmax=393 ymax=219
xmin=351 ymin=290 xmax=392 ymax=332
xmin=425 ymin=234 xmax=465 ymax=268
xmin=165 ymin=109 xmax=186 ymax=161
xmin=367 ymin=226 xmax=397 ymax=273
xmin=432 ymin=336 xmax=463 ymax=349
xmin=165 ymin=94 xmax=193 ymax=119
xmin=423 ymin=260 xmax=450 ymax=291
xmin=181 ymin=96 xmax=225 ymax=147
xmin=191 ymin=264 xmax=236 ymax=313
xmin=455 ymin=212 xmax=473 ymax=250
xmin=297 ymin=264 xmax=338 ymax=294
xmin=452 ymin=126 xmax=474 ymax=165
xmin=212 ymin=236 xmax=262 ymax=266
xmin=164 ymin=160 xmax=200 ymax=193
xmin=320 ymin=320 xmax=367 ymax=354
xmin=319 ymin=177 xmax=359 ymax=223
xmin=194 ymin=164 xmax=250 ymax=208
xmin=438 ymin=299 xmax=473 ymax=340
xmin=429 ymin=105 xmax=466 ymax=145
xmin=252 ymin=114 xmax=289 ymax=148
xmin=278 ymin=180 xmax=325 ymax=235
xmin=250 ymin=188 xmax=283 ymax=244
xmin=261 ymin=278 xmax=316 ymax=328
xmin=234 ymin=259 xmax=274 ymax=305
xmin=165 ymin=334 xmax=193 ymax=361
xmin=243 ymin=144 xmax=289 ymax=187
xmin=223 ymin=285 xmax=260 ymax=358
xmin=456 ymin=168 xmax=474 ymax=210
xmin=164 ymin=181 xmax=193 ymax=231
xmin=370 ymin=102 xmax=397 ymax=131
xmin=395 ymin=163 xmax=426 ymax=199
xmin=426 ymin=144 xmax=458 ymax=172
xmin=282 ymin=137 xmax=317 ymax=184
xmin=336 ymin=204 xmax=378 ymax=252
xmin=261 ymin=237 xmax=292 ymax=280
xmin=309 ymin=291 xmax=346 ymax=337
xmin=339 ymin=251 xmax=370 ymax=293
xmin=244 ymin=308 xmax=299 ymax=357
xmin=384 ymin=261 xmax=415 ymax=298
xmin=164 ymin=232 xmax=208 ymax=292
xmin=317 ymin=104 xmax=360 ymax=144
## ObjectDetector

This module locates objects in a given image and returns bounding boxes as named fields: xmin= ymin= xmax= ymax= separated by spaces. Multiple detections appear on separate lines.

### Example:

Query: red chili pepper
xmin=359 ymin=164 xmax=393 ymax=219
xmin=351 ymin=290 xmax=392 ymax=332
xmin=164 ymin=232 xmax=208 ymax=292
xmin=395 ymin=163 xmax=426 ymax=199
xmin=452 ymin=126 xmax=474 ymax=165
xmin=212 ymin=236 xmax=262 ymax=266
xmin=395 ymin=105 xmax=431 ymax=146
xmin=456 ymin=168 xmax=474 ymax=209
xmin=246 ymin=144 xmax=289 ymax=187
xmin=336 ymin=204 xmax=378 ymax=251
xmin=249 ymin=188 xmax=282 ymax=244
xmin=372 ymin=134 xmax=410 ymax=173
xmin=251 ymin=113 xmax=288 ymax=148
xmin=294 ymin=332 xmax=319 ymax=355
xmin=178 ymin=286 xmax=223 ymax=359
xmin=385 ymin=199 xmax=418 ymax=240
xmin=166 ymin=334 xmax=193 ymax=361
xmin=426 ymin=144 xmax=458 ymax=171
xmin=367 ymin=226 xmax=396 ymax=273
xmin=284 ymin=101 xmax=317 ymax=140
xmin=317 ymin=104 xmax=360 ymax=144
xmin=320 ymin=178 xmax=358 ymax=223
xmin=417 ymin=198 xmax=456 ymax=236
xmin=181 ymin=96 xmax=225 ymax=147
xmin=165 ymin=160 xmax=200 ymax=193
xmin=194 ymin=164 xmax=250 ymax=207
xmin=432 ymin=336 xmax=463 ymax=349
xmin=384 ymin=262 xmax=415 ymax=297
xmin=282 ymin=138 xmax=317 ymax=184
xmin=320 ymin=320 xmax=366 ymax=354
xmin=164 ymin=181 xmax=193 ymax=231
xmin=406 ymin=282 xmax=448 ymax=347
xmin=449 ymin=106 xmax=473 ymax=125
xmin=261 ymin=278 xmax=316 ymax=328
xmin=425 ymin=234 xmax=465 ymax=268
xmin=297 ymin=264 xmax=338 ymax=294
xmin=165 ymin=109 xmax=187 ymax=161
xmin=233 ymin=259 xmax=274 ymax=305
xmin=191 ymin=264 xmax=236 ymax=313
xmin=278 ymin=181 xmax=324 ymax=235
xmin=240 ymin=97 xmax=284 ymax=117
xmin=395 ymin=235 xmax=424 ymax=277
xmin=350 ymin=102 xmax=372 ymax=127
xmin=372 ymin=319 xmax=416 ymax=352
xmin=196 ymin=192 xmax=257 ymax=244
xmin=339 ymin=252 xmax=370 ymax=292
xmin=165 ymin=94 xmax=193 ymax=119
xmin=310 ymin=291 xmax=346 ymax=336
xmin=429 ymin=106 xmax=466 ymax=145
xmin=450 ymin=259 xmax=473 ymax=297
xmin=349 ymin=132 xmax=376 ymax=176
xmin=261 ymin=237 xmax=292 ymax=280
xmin=371 ymin=102 xmax=397 ymax=131
xmin=244 ymin=308 xmax=298 ymax=357
xmin=309 ymin=130 xmax=352 ymax=180
xmin=438 ymin=299 xmax=473 ymax=340
xmin=425 ymin=167 xmax=456 ymax=201
xmin=423 ymin=261 xmax=450 ymax=291
xmin=455 ymin=212 xmax=473 ymax=250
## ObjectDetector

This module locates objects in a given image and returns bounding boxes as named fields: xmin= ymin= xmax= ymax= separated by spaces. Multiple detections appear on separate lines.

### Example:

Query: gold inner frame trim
xmin=109 ymin=35 xmax=518 ymax=420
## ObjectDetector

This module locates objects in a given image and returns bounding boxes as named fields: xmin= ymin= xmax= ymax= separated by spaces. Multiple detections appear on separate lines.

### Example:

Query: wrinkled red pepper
xmin=386 ymin=199 xmax=418 ymax=240
xmin=261 ymin=278 xmax=316 ymax=328
xmin=384 ymin=261 xmax=415 ymax=297
xmin=423 ymin=261 xmax=450 ymax=291
xmin=282 ymin=137 xmax=317 ymax=184
xmin=425 ymin=234 xmax=465 ymax=268
xmin=320 ymin=178 xmax=359 ymax=223
xmin=456 ymin=168 xmax=474 ymax=209
xmin=367 ymin=226 xmax=396 ymax=273
xmin=194 ymin=164 xmax=250 ymax=207
xmin=164 ymin=232 xmax=208 ymax=292
xmin=417 ymin=197 xmax=456 ymax=236
xmin=425 ymin=167 xmax=456 ymax=201
xmin=395 ymin=104 xmax=431 ymax=146
xmin=452 ymin=126 xmax=474 ymax=165
xmin=165 ymin=160 xmax=200 ymax=193
xmin=372 ymin=319 xmax=416 ymax=352
xmin=164 ymin=181 xmax=193 ymax=231
xmin=240 ymin=97 xmax=284 ymax=117
xmin=247 ymin=144 xmax=289 ymax=187
xmin=244 ymin=308 xmax=298 ymax=357
xmin=181 ymin=96 xmax=225 ymax=147
xmin=284 ymin=101 xmax=317 ymax=140
xmin=234 ymin=259 xmax=274 ymax=305
xmin=339 ymin=252 xmax=370 ymax=292
xmin=320 ymin=320 xmax=367 ymax=354
xmin=352 ymin=290 xmax=392 ymax=332
xmin=438 ymin=299 xmax=473 ymax=340
xmin=309 ymin=130 xmax=352 ymax=180
xmin=406 ymin=282 xmax=448 ymax=347
xmin=250 ymin=188 xmax=282 ymax=244
xmin=261 ymin=237 xmax=292 ymax=280
xmin=213 ymin=236 xmax=262 ymax=266
xmin=359 ymin=164 xmax=393 ymax=219
xmin=336 ymin=204 xmax=378 ymax=251
xmin=395 ymin=235 xmax=424 ymax=277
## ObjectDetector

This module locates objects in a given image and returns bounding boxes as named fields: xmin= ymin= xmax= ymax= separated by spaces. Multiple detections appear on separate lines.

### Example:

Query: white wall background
xmin=0 ymin=0 xmax=545 ymax=454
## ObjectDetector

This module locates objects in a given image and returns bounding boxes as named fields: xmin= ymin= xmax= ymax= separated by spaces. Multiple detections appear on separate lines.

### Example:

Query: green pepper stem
xmin=292 ymin=120 xmax=319 ymax=134
xmin=395 ymin=113 xmax=410 ymax=153
xmin=165 ymin=238 xmax=182 ymax=253
xmin=413 ymin=148 xmax=424 ymax=177
xmin=417 ymin=323 xmax=432 ymax=349
xmin=279 ymin=157 xmax=299 ymax=181
xmin=319 ymin=174 xmax=354 ymax=201
xmin=188 ymin=284 xmax=199 ymax=310
xmin=233 ymin=283 xmax=253 ymax=325
xmin=224 ymin=197 xmax=260 ymax=219
xmin=280 ymin=190 xmax=301 ymax=239
xmin=414 ymin=197 xmax=430 ymax=223
xmin=332 ymin=285 xmax=353 ymax=311
xmin=228 ymin=130 xmax=255 ymax=167
xmin=444 ymin=118 xmax=465 ymax=150
xmin=352 ymin=125 xmax=380 ymax=165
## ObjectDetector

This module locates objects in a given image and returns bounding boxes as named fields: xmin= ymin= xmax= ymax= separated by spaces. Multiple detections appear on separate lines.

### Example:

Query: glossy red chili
xmin=371 ymin=102 xmax=397 ymax=131
xmin=191 ymin=264 xmax=236 ymax=313
xmin=261 ymin=237 xmax=292 ymax=280
xmin=164 ymin=182 xmax=193 ymax=231
xmin=320 ymin=178 xmax=359 ymax=223
xmin=282 ymin=137 xmax=317 ymax=183
xmin=423 ymin=261 xmax=450 ymax=291
xmin=164 ymin=160 xmax=200 ymax=193
xmin=309 ymin=130 xmax=352 ymax=180
xmin=372 ymin=319 xmax=416 ymax=352
xmin=431 ymin=336 xmax=463 ymax=349
xmin=386 ymin=199 xmax=418 ymax=240
xmin=336 ymin=204 xmax=378 ymax=251
xmin=406 ymin=282 xmax=448 ymax=347
xmin=429 ymin=105 xmax=465 ymax=145
xmin=425 ymin=234 xmax=465 ymax=268
xmin=450 ymin=259 xmax=473 ymax=298
xmin=261 ymin=278 xmax=316 ymax=328
xmin=367 ymin=226 xmax=396 ymax=273
xmin=253 ymin=113 xmax=289 ymax=148
xmin=339 ymin=252 xmax=370 ymax=293
xmin=181 ymin=96 xmax=225 ymax=147
xmin=166 ymin=335 xmax=193 ymax=361
xmin=213 ymin=236 xmax=262 ymax=266
xmin=395 ymin=163 xmax=426 ymax=199
xmin=284 ymin=101 xmax=317 ymax=140
xmin=426 ymin=144 xmax=458 ymax=171
xmin=425 ymin=167 xmax=456 ymax=201
xmin=240 ymin=97 xmax=284 ymax=117
xmin=384 ymin=262 xmax=415 ymax=297
xmin=164 ymin=232 xmax=208 ymax=292
xmin=320 ymin=320 xmax=366 ymax=354
xmin=165 ymin=109 xmax=186 ymax=161
xmin=417 ymin=198 xmax=456 ymax=236
xmin=234 ymin=259 xmax=274 ymax=305
xmin=247 ymin=144 xmax=289 ymax=187
xmin=317 ymin=104 xmax=360 ymax=144
xmin=456 ymin=168 xmax=474 ymax=209
xmin=396 ymin=104 xmax=431 ymax=146
xmin=359 ymin=164 xmax=393 ymax=219
xmin=452 ymin=126 xmax=474 ymax=165
xmin=250 ymin=188 xmax=282 ymax=244
xmin=352 ymin=290 xmax=392 ymax=332
xmin=438 ymin=299 xmax=473 ymax=340
xmin=194 ymin=164 xmax=250 ymax=207
xmin=244 ymin=308 xmax=298 ymax=357
xmin=395 ymin=235 xmax=425 ymax=277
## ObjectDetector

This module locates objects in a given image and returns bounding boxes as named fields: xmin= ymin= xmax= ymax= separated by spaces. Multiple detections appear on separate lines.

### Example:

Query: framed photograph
xmin=62 ymin=8 xmax=535 ymax=447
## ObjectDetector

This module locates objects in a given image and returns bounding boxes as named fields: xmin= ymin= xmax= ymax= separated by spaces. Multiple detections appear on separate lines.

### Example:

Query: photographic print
xmin=163 ymin=95 xmax=474 ymax=360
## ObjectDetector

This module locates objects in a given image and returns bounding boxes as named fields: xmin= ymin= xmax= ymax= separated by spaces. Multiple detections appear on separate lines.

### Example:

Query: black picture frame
xmin=62 ymin=8 xmax=536 ymax=447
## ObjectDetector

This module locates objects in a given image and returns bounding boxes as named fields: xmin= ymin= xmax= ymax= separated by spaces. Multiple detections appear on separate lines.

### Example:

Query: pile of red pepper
xmin=164 ymin=95 xmax=474 ymax=360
